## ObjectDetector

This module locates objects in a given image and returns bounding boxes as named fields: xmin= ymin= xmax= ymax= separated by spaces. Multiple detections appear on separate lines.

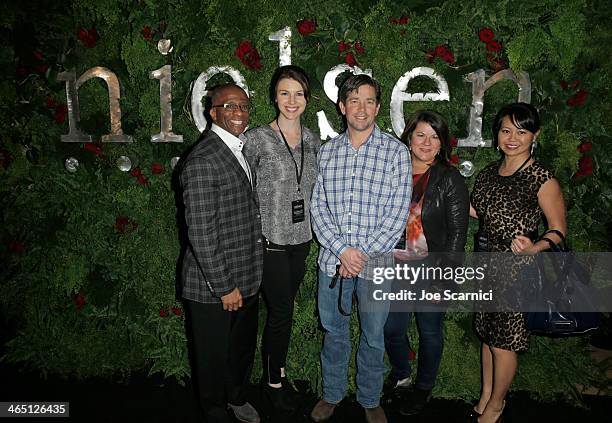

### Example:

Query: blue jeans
xmin=318 ymin=270 xmax=390 ymax=408
xmin=384 ymin=311 xmax=445 ymax=390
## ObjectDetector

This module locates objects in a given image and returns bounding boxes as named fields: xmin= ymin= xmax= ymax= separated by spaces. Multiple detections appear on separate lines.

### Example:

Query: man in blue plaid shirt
xmin=310 ymin=74 xmax=412 ymax=423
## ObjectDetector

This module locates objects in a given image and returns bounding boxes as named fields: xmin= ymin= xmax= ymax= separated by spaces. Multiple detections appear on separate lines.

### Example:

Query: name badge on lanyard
xmin=278 ymin=123 xmax=306 ymax=225
xmin=291 ymin=198 xmax=305 ymax=223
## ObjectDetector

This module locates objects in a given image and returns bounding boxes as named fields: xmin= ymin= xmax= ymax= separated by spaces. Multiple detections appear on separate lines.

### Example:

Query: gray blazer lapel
xmin=212 ymin=134 xmax=253 ymax=190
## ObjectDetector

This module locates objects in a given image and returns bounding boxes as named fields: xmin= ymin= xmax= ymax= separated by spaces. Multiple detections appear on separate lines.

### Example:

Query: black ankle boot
xmin=399 ymin=387 xmax=432 ymax=416
xmin=262 ymin=382 xmax=298 ymax=412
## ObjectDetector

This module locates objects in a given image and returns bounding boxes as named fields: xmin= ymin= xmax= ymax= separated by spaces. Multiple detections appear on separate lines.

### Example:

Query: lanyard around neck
xmin=277 ymin=122 xmax=305 ymax=193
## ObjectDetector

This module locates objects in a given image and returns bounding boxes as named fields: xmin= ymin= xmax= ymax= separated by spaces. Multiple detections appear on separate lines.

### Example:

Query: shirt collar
xmin=211 ymin=124 xmax=244 ymax=152
xmin=341 ymin=124 xmax=384 ymax=148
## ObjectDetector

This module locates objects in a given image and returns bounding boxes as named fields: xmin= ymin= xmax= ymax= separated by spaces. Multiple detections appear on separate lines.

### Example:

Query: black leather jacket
xmin=421 ymin=162 xmax=470 ymax=253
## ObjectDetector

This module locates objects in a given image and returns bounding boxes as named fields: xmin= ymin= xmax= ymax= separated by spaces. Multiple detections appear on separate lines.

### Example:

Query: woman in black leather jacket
xmin=384 ymin=110 xmax=469 ymax=416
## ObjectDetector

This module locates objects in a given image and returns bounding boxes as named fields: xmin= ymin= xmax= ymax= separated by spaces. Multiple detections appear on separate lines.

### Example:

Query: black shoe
xmin=382 ymin=375 xmax=412 ymax=405
xmin=399 ymin=388 xmax=432 ymax=416
xmin=262 ymin=382 xmax=298 ymax=412
xmin=280 ymin=377 xmax=299 ymax=394
xmin=383 ymin=375 xmax=412 ymax=395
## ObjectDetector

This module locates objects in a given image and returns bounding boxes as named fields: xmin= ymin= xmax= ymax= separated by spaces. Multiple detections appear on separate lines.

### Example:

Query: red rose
xmin=115 ymin=216 xmax=137 ymax=234
xmin=53 ymin=112 xmax=65 ymax=124
xmin=131 ymin=166 xmax=142 ymax=177
xmin=338 ymin=41 xmax=350 ymax=53
xmin=391 ymin=15 xmax=409 ymax=25
xmin=77 ymin=27 xmax=99 ymax=48
xmin=577 ymin=142 xmax=593 ymax=154
xmin=73 ymin=292 xmax=86 ymax=310
xmin=87 ymin=28 xmax=99 ymax=46
xmin=32 ymin=51 xmax=44 ymax=61
xmin=151 ymin=163 xmax=164 ymax=174
xmin=137 ymin=175 xmax=148 ymax=185
xmin=450 ymin=136 xmax=458 ymax=147
xmin=486 ymin=40 xmax=502 ymax=52
xmin=159 ymin=308 xmax=169 ymax=317
xmin=434 ymin=45 xmax=447 ymax=57
xmin=574 ymin=90 xmax=588 ymax=106
xmin=296 ymin=19 xmax=316 ymax=36
xmin=576 ymin=156 xmax=593 ymax=176
xmin=478 ymin=28 xmax=495 ymax=43
xmin=171 ymin=307 xmax=182 ymax=316
xmin=245 ymin=52 xmax=262 ymax=70
xmin=54 ymin=104 xmax=68 ymax=124
xmin=46 ymin=96 xmax=56 ymax=109
xmin=8 ymin=240 xmax=25 ymax=254
xmin=441 ymin=50 xmax=455 ymax=64
xmin=83 ymin=142 xmax=103 ymax=156
xmin=115 ymin=216 xmax=129 ymax=234
xmin=236 ymin=41 xmax=252 ymax=58
xmin=344 ymin=52 xmax=357 ymax=66
xmin=77 ymin=27 xmax=89 ymax=42
xmin=354 ymin=42 xmax=365 ymax=55
xmin=234 ymin=41 xmax=262 ymax=70
xmin=560 ymin=80 xmax=569 ymax=90
xmin=407 ymin=349 xmax=416 ymax=360
xmin=450 ymin=154 xmax=460 ymax=165
xmin=141 ymin=26 xmax=153 ymax=40
xmin=571 ymin=80 xmax=581 ymax=89
xmin=567 ymin=90 xmax=588 ymax=107
xmin=0 ymin=149 xmax=14 ymax=170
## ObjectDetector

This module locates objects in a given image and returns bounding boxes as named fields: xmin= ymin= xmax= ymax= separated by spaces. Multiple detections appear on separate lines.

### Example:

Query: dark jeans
xmin=185 ymin=295 xmax=259 ymax=422
xmin=384 ymin=310 xmax=445 ymax=390
xmin=261 ymin=238 xmax=311 ymax=384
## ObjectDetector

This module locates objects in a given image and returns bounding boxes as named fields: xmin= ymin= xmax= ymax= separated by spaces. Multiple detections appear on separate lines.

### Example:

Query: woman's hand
xmin=510 ymin=235 xmax=537 ymax=255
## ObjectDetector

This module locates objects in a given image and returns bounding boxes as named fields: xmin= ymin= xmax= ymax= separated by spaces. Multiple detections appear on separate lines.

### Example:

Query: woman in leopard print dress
xmin=469 ymin=103 xmax=567 ymax=423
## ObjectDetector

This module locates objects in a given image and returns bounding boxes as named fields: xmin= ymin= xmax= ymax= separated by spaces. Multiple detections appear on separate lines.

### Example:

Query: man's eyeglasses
xmin=211 ymin=103 xmax=251 ymax=113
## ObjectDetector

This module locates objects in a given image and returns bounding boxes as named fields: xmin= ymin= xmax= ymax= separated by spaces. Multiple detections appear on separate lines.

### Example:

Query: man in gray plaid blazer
xmin=179 ymin=84 xmax=263 ymax=423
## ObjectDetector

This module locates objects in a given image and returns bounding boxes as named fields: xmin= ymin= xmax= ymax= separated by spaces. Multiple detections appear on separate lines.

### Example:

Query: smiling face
xmin=275 ymin=77 xmax=307 ymax=121
xmin=339 ymin=84 xmax=380 ymax=134
xmin=410 ymin=121 xmax=441 ymax=168
xmin=497 ymin=115 xmax=539 ymax=159
xmin=210 ymin=86 xmax=249 ymax=136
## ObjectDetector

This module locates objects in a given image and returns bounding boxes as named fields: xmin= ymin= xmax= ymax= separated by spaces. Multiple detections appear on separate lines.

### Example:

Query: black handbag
xmin=473 ymin=229 xmax=489 ymax=252
xmin=524 ymin=230 xmax=600 ymax=337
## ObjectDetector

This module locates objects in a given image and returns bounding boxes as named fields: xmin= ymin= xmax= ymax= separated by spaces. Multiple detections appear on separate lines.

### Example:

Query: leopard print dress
xmin=471 ymin=160 xmax=553 ymax=352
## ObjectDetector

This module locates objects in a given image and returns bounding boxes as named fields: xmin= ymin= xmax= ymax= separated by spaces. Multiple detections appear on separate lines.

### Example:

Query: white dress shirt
xmin=211 ymin=124 xmax=252 ymax=186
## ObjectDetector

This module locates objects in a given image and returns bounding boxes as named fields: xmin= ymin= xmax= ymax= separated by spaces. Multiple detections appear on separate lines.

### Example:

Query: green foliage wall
xmin=2 ymin=0 xmax=611 ymax=402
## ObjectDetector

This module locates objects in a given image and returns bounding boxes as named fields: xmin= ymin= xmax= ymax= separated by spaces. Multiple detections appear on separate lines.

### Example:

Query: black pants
xmin=185 ymin=295 xmax=258 ymax=422
xmin=261 ymin=239 xmax=311 ymax=384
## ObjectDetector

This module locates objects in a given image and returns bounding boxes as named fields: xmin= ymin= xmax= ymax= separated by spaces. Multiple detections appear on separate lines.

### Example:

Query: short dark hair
xmin=401 ymin=110 xmax=452 ymax=165
xmin=269 ymin=65 xmax=311 ymax=103
xmin=492 ymin=102 xmax=540 ymax=148
xmin=338 ymin=74 xmax=381 ymax=105
xmin=210 ymin=83 xmax=247 ymax=104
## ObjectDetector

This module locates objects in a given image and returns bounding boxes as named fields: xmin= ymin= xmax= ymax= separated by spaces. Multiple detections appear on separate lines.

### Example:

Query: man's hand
xmin=339 ymin=247 xmax=368 ymax=277
xmin=338 ymin=263 xmax=351 ymax=278
xmin=221 ymin=287 xmax=243 ymax=311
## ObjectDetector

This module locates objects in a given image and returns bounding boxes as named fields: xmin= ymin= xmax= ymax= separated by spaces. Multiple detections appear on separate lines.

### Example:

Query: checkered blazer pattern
xmin=179 ymin=130 xmax=263 ymax=304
